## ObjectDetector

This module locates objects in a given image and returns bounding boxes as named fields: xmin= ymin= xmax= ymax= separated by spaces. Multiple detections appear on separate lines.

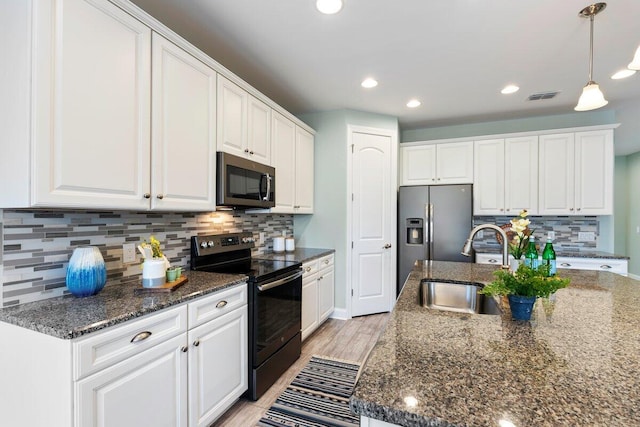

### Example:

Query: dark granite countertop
xmin=474 ymin=246 xmax=629 ymax=260
xmin=255 ymin=247 xmax=334 ymax=263
xmin=0 ymin=270 xmax=247 ymax=340
xmin=350 ymin=261 xmax=640 ymax=426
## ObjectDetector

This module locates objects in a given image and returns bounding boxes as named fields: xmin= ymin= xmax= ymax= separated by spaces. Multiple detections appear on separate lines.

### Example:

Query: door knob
xmin=383 ymin=243 xmax=392 ymax=249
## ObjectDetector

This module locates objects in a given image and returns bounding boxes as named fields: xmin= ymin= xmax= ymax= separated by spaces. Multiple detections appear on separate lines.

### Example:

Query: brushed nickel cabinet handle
xmin=561 ymin=263 xmax=571 ymax=267
xmin=600 ymin=265 xmax=612 ymax=269
xmin=216 ymin=300 xmax=228 ymax=308
xmin=130 ymin=331 xmax=152 ymax=343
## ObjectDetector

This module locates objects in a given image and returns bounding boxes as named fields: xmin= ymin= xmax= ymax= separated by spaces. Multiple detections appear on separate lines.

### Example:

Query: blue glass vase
xmin=508 ymin=294 xmax=536 ymax=321
xmin=66 ymin=247 xmax=107 ymax=297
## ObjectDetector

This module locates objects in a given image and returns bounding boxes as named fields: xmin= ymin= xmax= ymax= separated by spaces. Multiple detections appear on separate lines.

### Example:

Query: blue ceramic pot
xmin=66 ymin=247 xmax=107 ymax=297
xmin=508 ymin=294 xmax=536 ymax=321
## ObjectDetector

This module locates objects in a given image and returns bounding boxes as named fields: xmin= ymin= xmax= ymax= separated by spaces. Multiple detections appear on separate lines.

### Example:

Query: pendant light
xmin=316 ymin=0 xmax=343 ymax=14
xmin=575 ymin=3 xmax=608 ymax=111
xmin=629 ymin=46 xmax=640 ymax=71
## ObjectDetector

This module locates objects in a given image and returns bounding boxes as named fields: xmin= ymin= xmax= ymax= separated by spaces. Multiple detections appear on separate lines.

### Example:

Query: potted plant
xmin=480 ymin=264 xmax=570 ymax=321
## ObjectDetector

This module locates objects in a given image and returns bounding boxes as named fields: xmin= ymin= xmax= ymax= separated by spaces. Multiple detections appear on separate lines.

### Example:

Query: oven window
xmin=255 ymin=278 xmax=301 ymax=360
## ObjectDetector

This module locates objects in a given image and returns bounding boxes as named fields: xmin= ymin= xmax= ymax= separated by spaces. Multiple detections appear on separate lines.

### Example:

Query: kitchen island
xmin=350 ymin=261 xmax=640 ymax=426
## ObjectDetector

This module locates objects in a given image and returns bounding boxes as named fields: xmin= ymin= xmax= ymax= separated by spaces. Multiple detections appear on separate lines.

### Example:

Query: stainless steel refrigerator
xmin=397 ymin=184 xmax=473 ymax=294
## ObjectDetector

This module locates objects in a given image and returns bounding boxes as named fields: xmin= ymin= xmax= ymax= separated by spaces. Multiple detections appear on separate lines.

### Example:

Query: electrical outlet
xmin=577 ymin=231 xmax=596 ymax=242
xmin=548 ymin=231 xmax=556 ymax=241
xmin=123 ymin=243 xmax=137 ymax=263
xmin=259 ymin=232 xmax=265 ymax=243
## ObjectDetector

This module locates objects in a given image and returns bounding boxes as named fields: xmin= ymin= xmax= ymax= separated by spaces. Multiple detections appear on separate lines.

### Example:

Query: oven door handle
xmin=257 ymin=270 xmax=303 ymax=292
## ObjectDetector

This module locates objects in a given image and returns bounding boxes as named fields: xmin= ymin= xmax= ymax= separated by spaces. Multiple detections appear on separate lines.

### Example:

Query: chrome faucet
xmin=461 ymin=224 xmax=510 ymax=269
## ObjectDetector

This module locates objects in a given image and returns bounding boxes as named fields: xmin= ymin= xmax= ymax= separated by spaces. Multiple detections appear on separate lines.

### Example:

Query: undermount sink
xmin=419 ymin=280 xmax=501 ymax=315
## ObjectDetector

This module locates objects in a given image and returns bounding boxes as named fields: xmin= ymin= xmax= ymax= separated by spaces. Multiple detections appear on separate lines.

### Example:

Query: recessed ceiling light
xmin=406 ymin=99 xmax=421 ymax=108
xmin=501 ymin=85 xmax=520 ymax=94
xmin=611 ymin=69 xmax=636 ymax=80
xmin=361 ymin=78 xmax=378 ymax=88
xmin=316 ymin=0 xmax=343 ymax=14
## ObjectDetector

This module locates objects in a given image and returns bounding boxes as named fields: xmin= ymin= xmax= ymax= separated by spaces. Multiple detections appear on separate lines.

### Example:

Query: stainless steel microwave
xmin=216 ymin=152 xmax=275 ymax=209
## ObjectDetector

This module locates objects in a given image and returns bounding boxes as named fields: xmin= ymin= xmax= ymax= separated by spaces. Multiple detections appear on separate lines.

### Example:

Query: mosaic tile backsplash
xmin=471 ymin=215 xmax=598 ymax=251
xmin=1 ymin=209 xmax=293 ymax=307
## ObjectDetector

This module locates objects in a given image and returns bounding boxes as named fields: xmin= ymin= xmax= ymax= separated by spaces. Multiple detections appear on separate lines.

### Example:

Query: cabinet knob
xmin=249 ymin=151 xmax=254 ymax=155
xmin=577 ymin=208 xmax=581 ymax=211
xmin=181 ymin=346 xmax=188 ymax=353
xmin=244 ymin=148 xmax=250 ymax=153
xmin=193 ymin=340 xmax=200 ymax=347
xmin=157 ymin=194 xmax=164 ymax=200
xmin=569 ymin=208 xmax=574 ymax=211
xmin=130 ymin=331 xmax=152 ymax=343
xmin=305 ymin=266 xmax=312 ymax=272
xmin=324 ymin=260 xmax=329 ymax=265
xmin=383 ymin=243 xmax=392 ymax=249
xmin=143 ymin=193 xmax=151 ymax=199
xmin=318 ymin=276 xmax=324 ymax=280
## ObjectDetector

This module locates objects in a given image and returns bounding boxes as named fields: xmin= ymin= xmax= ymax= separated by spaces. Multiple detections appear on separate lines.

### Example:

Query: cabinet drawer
xmin=302 ymin=260 xmax=319 ymax=278
xmin=188 ymin=283 xmax=248 ymax=329
xmin=73 ymin=305 xmax=188 ymax=380
xmin=317 ymin=254 xmax=334 ymax=270
xmin=556 ymin=257 xmax=628 ymax=275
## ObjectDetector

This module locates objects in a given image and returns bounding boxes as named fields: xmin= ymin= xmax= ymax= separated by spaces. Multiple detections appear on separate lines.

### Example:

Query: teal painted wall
xmin=627 ymin=152 xmax=640 ymax=275
xmin=295 ymin=109 xmax=398 ymax=313
xmin=614 ymin=157 xmax=628 ymax=257
xmin=402 ymin=111 xmax=616 ymax=142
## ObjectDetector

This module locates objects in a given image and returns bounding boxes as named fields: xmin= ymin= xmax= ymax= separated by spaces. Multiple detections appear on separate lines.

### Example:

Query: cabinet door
xmin=473 ymin=139 xmax=505 ymax=215
xmin=217 ymin=76 xmax=247 ymax=157
xmin=436 ymin=141 xmax=474 ymax=184
xmin=32 ymin=0 xmax=151 ymax=209
xmin=188 ymin=306 xmax=247 ymax=427
xmin=505 ymin=136 xmax=538 ymax=215
xmin=295 ymin=127 xmax=315 ymax=213
xmin=248 ymin=97 xmax=272 ymax=165
xmin=318 ymin=267 xmax=335 ymax=323
xmin=574 ymin=130 xmax=613 ymax=215
xmin=271 ymin=111 xmax=296 ymax=213
xmin=539 ymin=133 xmax=575 ymax=215
xmin=151 ymin=33 xmax=217 ymax=211
xmin=301 ymin=273 xmax=319 ymax=341
xmin=400 ymin=145 xmax=436 ymax=185
xmin=76 ymin=334 xmax=188 ymax=427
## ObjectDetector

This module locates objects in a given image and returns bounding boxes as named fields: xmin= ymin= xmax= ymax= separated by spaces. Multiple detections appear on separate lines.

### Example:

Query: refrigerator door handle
xmin=426 ymin=203 xmax=434 ymax=260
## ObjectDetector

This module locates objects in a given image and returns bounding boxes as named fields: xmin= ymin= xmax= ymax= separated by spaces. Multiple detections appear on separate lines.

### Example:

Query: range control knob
xmin=207 ymin=241 xmax=215 ymax=248
xmin=200 ymin=241 xmax=208 ymax=249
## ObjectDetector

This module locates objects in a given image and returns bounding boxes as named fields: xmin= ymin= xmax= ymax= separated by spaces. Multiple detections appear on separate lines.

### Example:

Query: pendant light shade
xmin=629 ymin=46 xmax=640 ymax=71
xmin=316 ymin=0 xmax=343 ymax=14
xmin=574 ymin=3 xmax=608 ymax=112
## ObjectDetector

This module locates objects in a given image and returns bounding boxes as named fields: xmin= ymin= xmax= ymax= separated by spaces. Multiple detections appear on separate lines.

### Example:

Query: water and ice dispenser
xmin=406 ymin=218 xmax=424 ymax=245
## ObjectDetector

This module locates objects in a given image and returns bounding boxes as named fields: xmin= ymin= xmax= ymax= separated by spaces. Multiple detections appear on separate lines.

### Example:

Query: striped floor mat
xmin=256 ymin=356 xmax=361 ymax=427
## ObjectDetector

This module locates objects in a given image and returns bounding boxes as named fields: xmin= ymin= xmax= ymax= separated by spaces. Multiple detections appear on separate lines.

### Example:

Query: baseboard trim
xmin=330 ymin=308 xmax=350 ymax=320
xmin=627 ymin=272 xmax=639 ymax=280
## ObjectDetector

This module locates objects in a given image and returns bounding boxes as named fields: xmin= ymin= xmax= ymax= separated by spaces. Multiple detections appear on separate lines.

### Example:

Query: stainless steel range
xmin=190 ymin=232 xmax=303 ymax=400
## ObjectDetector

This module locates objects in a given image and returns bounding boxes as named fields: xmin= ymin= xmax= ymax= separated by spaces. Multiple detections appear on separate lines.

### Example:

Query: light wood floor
xmin=213 ymin=312 xmax=391 ymax=426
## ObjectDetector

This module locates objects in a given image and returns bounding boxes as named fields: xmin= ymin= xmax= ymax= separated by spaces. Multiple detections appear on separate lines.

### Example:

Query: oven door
xmin=217 ymin=152 xmax=275 ymax=208
xmin=251 ymin=269 xmax=303 ymax=367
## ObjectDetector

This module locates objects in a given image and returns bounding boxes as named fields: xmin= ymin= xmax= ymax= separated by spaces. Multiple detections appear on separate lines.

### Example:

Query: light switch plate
xmin=123 ymin=243 xmax=136 ymax=263
xmin=577 ymin=231 xmax=596 ymax=242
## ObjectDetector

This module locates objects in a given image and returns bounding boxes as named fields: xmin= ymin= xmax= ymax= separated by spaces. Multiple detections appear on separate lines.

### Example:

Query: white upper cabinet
xmin=151 ymin=33 xmax=217 ymax=211
xmin=217 ymin=76 xmax=271 ymax=165
xmin=26 ymin=0 xmax=152 ymax=209
xmin=401 ymin=141 xmax=473 ymax=186
xmin=474 ymin=136 xmax=538 ymax=215
xmin=271 ymin=111 xmax=314 ymax=214
xmin=539 ymin=130 xmax=613 ymax=215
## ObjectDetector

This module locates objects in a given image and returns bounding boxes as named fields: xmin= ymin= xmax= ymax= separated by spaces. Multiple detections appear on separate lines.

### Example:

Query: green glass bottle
xmin=524 ymin=236 xmax=538 ymax=268
xmin=542 ymin=238 xmax=557 ymax=276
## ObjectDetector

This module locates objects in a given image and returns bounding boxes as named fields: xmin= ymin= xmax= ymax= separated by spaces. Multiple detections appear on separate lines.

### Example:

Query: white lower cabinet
xmin=302 ymin=254 xmax=335 ymax=341
xmin=475 ymin=253 xmax=628 ymax=276
xmin=0 ymin=284 xmax=247 ymax=427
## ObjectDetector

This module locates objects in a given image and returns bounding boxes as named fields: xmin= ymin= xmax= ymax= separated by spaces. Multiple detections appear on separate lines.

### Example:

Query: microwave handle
xmin=262 ymin=173 xmax=272 ymax=201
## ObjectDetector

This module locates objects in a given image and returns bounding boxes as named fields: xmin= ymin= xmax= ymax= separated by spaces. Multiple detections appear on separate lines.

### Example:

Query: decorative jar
xmin=66 ymin=247 xmax=107 ymax=297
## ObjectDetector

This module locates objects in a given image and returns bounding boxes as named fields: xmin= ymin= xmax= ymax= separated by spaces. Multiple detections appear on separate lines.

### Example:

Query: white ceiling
xmin=130 ymin=0 xmax=640 ymax=148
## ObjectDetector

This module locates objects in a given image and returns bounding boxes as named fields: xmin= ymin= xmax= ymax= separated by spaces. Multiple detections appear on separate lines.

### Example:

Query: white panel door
xmin=400 ymin=144 xmax=436 ymax=185
xmin=151 ymin=33 xmax=216 ymax=211
xmin=76 ymin=334 xmax=188 ymax=427
xmin=473 ymin=139 xmax=505 ymax=215
xmin=271 ymin=111 xmax=296 ymax=213
xmin=295 ymin=127 xmax=315 ymax=213
xmin=436 ymin=141 xmax=474 ymax=184
xmin=217 ymin=76 xmax=247 ymax=157
xmin=32 ymin=0 xmax=151 ymax=209
xmin=505 ymin=136 xmax=538 ymax=215
xmin=575 ymin=130 xmax=613 ymax=214
xmin=248 ymin=96 xmax=272 ymax=165
xmin=188 ymin=307 xmax=247 ymax=427
xmin=351 ymin=130 xmax=393 ymax=317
